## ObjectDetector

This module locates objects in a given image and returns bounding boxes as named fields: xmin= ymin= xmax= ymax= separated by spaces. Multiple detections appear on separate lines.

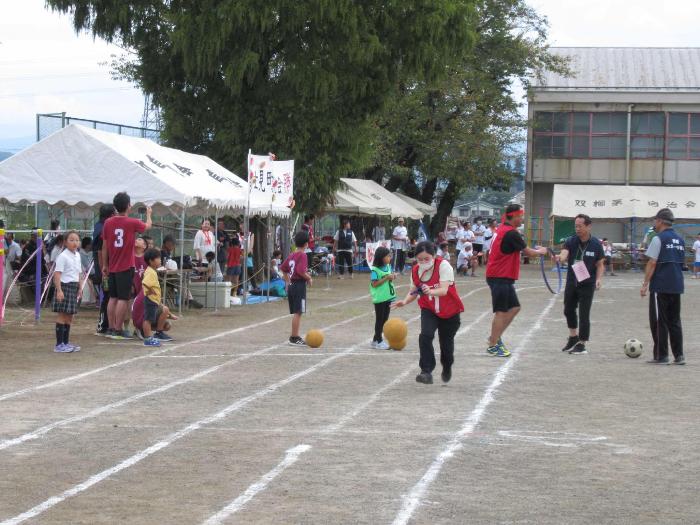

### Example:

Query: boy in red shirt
xmin=280 ymin=231 xmax=313 ymax=346
xmin=101 ymin=192 xmax=152 ymax=339
xmin=226 ymin=237 xmax=243 ymax=295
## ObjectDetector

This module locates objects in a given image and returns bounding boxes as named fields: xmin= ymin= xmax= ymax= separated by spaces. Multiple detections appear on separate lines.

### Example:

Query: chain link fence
xmin=36 ymin=113 xmax=161 ymax=143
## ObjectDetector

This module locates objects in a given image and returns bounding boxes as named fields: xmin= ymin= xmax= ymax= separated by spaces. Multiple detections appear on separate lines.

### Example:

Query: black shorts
xmin=144 ymin=297 xmax=161 ymax=324
xmin=487 ymin=277 xmax=520 ymax=313
xmin=109 ymin=269 xmax=135 ymax=300
xmin=472 ymin=243 xmax=483 ymax=254
xmin=287 ymin=280 xmax=307 ymax=315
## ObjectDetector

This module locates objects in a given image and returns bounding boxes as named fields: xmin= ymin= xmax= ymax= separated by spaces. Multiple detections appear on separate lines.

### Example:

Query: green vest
xmin=369 ymin=266 xmax=396 ymax=304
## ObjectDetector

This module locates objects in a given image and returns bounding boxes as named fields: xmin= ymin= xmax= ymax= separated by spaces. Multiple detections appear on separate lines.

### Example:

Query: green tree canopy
xmin=47 ymin=0 xmax=478 ymax=212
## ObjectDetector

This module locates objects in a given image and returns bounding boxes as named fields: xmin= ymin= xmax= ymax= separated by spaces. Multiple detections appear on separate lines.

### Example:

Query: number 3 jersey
xmin=280 ymin=251 xmax=308 ymax=282
xmin=103 ymin=215 xmax=147 ymax=273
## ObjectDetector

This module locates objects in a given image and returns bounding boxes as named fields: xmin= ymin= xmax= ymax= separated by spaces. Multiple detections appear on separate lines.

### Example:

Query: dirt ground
xmin=0 ymin=265 xmax=698 ymax=524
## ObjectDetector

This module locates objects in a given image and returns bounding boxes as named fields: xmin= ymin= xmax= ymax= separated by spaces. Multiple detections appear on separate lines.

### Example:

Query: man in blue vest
xmin=641 ymin=208 xmax=685 ymax=365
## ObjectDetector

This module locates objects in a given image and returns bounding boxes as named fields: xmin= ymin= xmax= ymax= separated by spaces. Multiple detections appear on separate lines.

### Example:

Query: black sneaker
xmin=673 ymin=355 xmax=686 ymax=365
xmin=646 ymin=357 xmax=670 ymax=364
xmin=288 ymin=336 xmax=307 ymax=347
xmin=562 ymin=336 xmax=579 ymax=352
xmin=415 ymin=372 xmax=433 ymax=384
xmin=569 ymin=342 xmax=588 ymax=355
xmin=441 ymin=366 xmax=452 ymax=384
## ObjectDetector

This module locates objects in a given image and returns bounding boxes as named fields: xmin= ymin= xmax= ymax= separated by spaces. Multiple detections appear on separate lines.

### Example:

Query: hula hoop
xmin=540 ymin=248 xmax=563 ymax=294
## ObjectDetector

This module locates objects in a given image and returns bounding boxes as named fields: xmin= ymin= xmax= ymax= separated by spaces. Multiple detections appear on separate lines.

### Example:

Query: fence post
xmin=0 ymin=227 xmax=5 ymax=327
xmin=35 ymin=230 xmax=43 ymax=323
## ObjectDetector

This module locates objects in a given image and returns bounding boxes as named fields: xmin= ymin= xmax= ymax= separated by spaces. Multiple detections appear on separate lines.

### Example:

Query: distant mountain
xmin=0 ymin=151 xmax=12 ymax=162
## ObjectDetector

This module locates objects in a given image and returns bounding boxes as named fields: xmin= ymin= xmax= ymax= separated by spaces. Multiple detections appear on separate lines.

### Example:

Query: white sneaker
xmin=370 ymin=341 xmax=380 ymax=349
xmin=377 ymin=341 xmax=390 ymax=350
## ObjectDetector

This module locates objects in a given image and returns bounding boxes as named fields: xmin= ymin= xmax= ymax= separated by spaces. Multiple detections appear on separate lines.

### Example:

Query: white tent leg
xmin=213 ymin=208 xmax=219 ymax=312
xmin=179 ymin=206 xmax=186 ymax=315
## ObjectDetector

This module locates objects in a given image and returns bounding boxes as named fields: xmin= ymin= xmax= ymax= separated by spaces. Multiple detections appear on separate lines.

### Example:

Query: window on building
xmin=667 ymin=113 xmax=700 ymax=160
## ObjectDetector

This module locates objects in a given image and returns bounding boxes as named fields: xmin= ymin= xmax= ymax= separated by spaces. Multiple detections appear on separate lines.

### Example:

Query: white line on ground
xmin=391 ymin=294 xmax=558 ymax=525
xmin=199 ymin=291 xmax=491 ymax=524
xmin=200 ymin=444 xmax=312 ymax=525
xmin=0 ymin=293 xmax=443 ymax=525
xmin=0 ymin=310 xmax=375 ymax=453
xmin=0 ymin=286 xmax=413 ymax=404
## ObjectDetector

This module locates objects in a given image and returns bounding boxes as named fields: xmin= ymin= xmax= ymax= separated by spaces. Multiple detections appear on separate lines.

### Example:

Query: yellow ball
xmin=391 ymin=338 xmax=407 ymax=351
xmin=306 ymin=329 xmax=324 ymax=348
xmin=383 ymin=318 xmax=408 ymax=346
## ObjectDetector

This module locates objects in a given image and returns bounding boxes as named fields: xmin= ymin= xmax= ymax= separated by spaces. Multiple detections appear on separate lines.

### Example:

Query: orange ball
xmin=391 ymin=338 xmax=407 ymax=351
xmin=305 ymin=329 xmax=324 ymax=348
xmin=383 ymin=318 xmax=408 ymax=346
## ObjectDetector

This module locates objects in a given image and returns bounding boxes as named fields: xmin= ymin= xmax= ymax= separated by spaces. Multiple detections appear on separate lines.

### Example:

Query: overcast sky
xmin=2 ymin=0 xmax=700 ymax=151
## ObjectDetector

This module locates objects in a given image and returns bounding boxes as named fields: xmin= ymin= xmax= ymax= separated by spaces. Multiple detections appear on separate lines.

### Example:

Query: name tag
xmin=585 ymin=251 xmax=595 ymax=257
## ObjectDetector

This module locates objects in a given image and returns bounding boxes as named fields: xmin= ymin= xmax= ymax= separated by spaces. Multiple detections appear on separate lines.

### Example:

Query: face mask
xmin=418 ymin=261 xmax=434 ymax=273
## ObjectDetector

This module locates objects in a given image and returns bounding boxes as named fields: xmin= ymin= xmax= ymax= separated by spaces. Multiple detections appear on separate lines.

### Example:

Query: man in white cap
xmin=391 ymin=218 xmax=409 ymax=275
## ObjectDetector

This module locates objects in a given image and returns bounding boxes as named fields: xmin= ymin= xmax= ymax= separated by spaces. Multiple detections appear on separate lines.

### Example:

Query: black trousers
xmin=306 ymin=252 xmax=314 ymax=273
xmin=336 ymin=251 xmax=353 ymax=275
xmin=393 ymin=249 xmax=406 ymax=273
xmin=563 ymin=281 xmax=595 ymax=341
xmin=419 ymin=310 xmax=460 ymax=374
xmin=649 ymin=292 xmax=683 ymax=360
xmin=373 ymin=301 xmax=392 ymax=342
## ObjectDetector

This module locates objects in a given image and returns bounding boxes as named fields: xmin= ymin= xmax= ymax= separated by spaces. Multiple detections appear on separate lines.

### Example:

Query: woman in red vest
xmin=393 ymin=241 xmax=464 ymax=384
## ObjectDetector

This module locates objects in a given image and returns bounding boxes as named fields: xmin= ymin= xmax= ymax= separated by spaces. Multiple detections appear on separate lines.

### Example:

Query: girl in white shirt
xmin=193 ymin=219 xmax=215 ymax=262
xmin=52 ymin=231 xmax=83 ymax=353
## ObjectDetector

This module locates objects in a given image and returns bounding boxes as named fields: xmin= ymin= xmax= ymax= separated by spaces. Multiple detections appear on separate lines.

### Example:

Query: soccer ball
xmin=306 ymin=329 xmax=324 ymax=348
xmin=624 ymin=338 xmax=643 ymax=358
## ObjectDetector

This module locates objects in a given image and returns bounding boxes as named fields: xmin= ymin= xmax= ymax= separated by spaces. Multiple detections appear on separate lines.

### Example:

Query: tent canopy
xmin=327 ymin=178 xmax=424 ymax=219
xmin=0 ymin=124 xmax=290 ymax=217
xmin=551 ymin=184 xmax=700 ymax=220
xmin=395 ymin=192 xmax=436 ymax=217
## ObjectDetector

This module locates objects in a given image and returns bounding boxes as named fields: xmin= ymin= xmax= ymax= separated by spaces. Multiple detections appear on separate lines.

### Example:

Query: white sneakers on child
xmin=370 ymin=341 xmax=390 ymax=350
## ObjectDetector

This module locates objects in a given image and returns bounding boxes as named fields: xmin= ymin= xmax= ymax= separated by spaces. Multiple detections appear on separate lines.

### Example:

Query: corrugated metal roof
xmin=534 ymin=47 xmax=700 ymax=90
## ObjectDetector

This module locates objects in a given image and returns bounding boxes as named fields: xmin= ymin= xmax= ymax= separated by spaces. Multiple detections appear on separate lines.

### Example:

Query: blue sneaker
xmin=66 ymin=344 xmax=81 ymax=352
xmin=54 ymin=343 xmax=73 ymax=353
xmin=144 ymin=337 xmax=161 ymax=347
xmin=154 ymin=331 xmax=173 ymax=342
xmin=487 ymin=344 xmax=499 ymax=356
xmin=496 ymin=341 xmax=511 ymax=358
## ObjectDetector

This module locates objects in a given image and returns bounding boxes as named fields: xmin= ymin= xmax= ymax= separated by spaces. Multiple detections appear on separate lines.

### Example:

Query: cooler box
xmin=189 ymin=281 xmax=231 ymax=308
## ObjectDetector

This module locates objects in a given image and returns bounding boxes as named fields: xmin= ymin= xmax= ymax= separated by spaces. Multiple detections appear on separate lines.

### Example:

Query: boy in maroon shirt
xmin=101 ymin=192 xmax=152 ymax=339
xmin=280 ymin=231 xmax=313 ymax=346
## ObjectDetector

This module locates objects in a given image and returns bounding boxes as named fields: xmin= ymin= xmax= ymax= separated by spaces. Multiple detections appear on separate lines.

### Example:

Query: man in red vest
xmin=485 ymin=203 xmax=547 ymax=357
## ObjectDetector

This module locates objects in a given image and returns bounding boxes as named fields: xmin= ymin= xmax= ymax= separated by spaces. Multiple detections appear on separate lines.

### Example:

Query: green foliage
xmin=362 ymin=0 xmax=569 ymax=235
xmin=46 ymin=0 xmax=478 ymax=213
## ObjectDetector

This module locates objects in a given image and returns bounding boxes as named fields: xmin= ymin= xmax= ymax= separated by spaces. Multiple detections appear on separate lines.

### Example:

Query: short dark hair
xmin=141 ymin=235 xmax=152 ymax=244
xmin=505 ymin=203 xmax=522 ymax=216
xmin=50 ymin=219 xmax=60 ymax=229
xmin=113 ymin=192 xmax=131 ymax=213
xmin=575 ymin=213 xmax=592 ymax=226
xmin=162 ymin=234 xmax=176 ymax=245
xmin=414 ymin=241 xmax=436 ymax=256
xmin=55 ymin=234 xmax=64 ymax=244
xmin=294 ymin=230 xmax=310 ymax=247
xmin=373 ymin=246 xmax=391 ymax=267
xmin=205 ymin=251 xmax=215 ymax=260
xmin=272 ymin=250 xmax=282 ymax=258
xmin=81 ymin=236 xmax=92 ymax=249
xmin=99 ymin=204 xmax=115 ymax=222
xmin=144 ymin=248 xmax=161 ymax=264
xmin=230 ymin=237 xmax=240 ymax=246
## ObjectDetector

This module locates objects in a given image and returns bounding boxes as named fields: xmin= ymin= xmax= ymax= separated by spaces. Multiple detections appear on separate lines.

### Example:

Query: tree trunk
xmin=429 ymin=180 xmax=458 ymax=238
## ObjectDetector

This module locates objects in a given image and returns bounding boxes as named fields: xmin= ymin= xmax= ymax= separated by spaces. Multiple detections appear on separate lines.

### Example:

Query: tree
xmin=362 ymin=0 xmax=568 ymax=236
xmin=47 ymin=0 xmax=478 ymax=214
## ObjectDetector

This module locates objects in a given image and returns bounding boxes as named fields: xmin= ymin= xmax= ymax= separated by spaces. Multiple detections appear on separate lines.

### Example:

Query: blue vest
xmin=338 ymin=230 xmax=354 ymax=250
xmin=650 ymin=228 xmax=685 ymax=294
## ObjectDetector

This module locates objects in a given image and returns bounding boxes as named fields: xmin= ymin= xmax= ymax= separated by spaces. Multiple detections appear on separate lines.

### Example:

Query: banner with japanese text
xmin=365 ymin=240 xmax=392 ymax=266
xmin=248 ymin=153 xmax=295 ymax=209
xmin=552 ymin=185 xmax=700 ymax=220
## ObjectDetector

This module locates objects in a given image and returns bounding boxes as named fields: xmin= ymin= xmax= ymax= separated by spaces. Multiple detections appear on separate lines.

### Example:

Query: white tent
xmin=551 ymin=184 xmax=700 ymax=220
xmin=0 ymin=124 xmax=290 ymax=217
xmin=395 ymin=192 xmax=436 ymax=217
xmin=328 ymin=178 xmax=423 ymax=219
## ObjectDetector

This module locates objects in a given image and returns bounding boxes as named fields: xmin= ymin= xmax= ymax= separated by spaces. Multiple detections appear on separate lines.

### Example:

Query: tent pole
xmin=35 ymin=229 xmax=43 ymax=323
xmin=213 ymin=208 xmax=218 ymax=312
xmin=178 ymin=206 xmax=186 ymax=315
xmin=267 ymin=208 xmax=272 ymax=303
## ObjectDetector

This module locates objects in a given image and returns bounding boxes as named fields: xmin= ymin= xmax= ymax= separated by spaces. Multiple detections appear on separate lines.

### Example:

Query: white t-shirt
xmin=6 ymin=241 xmax=21 ymax=263
xmin=693 ymin=240 xmax=700 ymax=262
xmin=334 ymin=230 xmax=357 ymax=252
xmin=50 ymin=245 xmax=64 ymax=264
xmin=483 ymin=229 xmax=495 ymax=251
xmin=603 ymin=243 xmax=613 ymax=257
xmin=418 ymin=259 xmax=454 ymax=283
xmin=55 ymin=249 xmax=82 ymax=283
xmin=193 ymin=229 xmax=215 ymax=260
xmin=436 ymin=248 xmax=450 ymax=261
xmin=472 ymin=224 xmax=486 ymax=243
xmin=456 ymin=228 xmax=475 ymax=250
xmin=457 ymin=245 xmax=473 ymax=268
xmin=392 ymin=226 xmax=408 ymax=250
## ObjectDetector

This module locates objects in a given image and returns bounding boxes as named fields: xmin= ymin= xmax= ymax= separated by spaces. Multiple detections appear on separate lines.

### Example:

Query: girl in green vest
xmin=370 ymin=246 xmax=396 ymax=349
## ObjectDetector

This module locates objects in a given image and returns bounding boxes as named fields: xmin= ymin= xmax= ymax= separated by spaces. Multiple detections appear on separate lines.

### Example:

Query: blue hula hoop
xmin=540 ymin=248 xmax=563 ymax=294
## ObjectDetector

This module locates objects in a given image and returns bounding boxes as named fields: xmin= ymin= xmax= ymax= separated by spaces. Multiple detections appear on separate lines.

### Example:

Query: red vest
xmin=412 ymin=257 xmax=464 ymax=319
xmin=486 ymin=223 xmax=521 ymax=280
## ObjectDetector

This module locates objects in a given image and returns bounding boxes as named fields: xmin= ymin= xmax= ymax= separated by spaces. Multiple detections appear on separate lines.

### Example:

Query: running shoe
xmin=376 ymin=341 xmax=390 ymax=350
xmin=154 ymin=331 xmax=173 ymax=342
xmin=67 ymin=344 xmax=81 ymax=352
xmin=415 ymin=372 xmax=433 ymax=384
xmin=94 ymin=330 xmax=109 ymax=337
xmin=288 ymin=336 xmax=307 ymax=347
xmin=441 ymin=365 xmax=452 ymax=383
xmin=497 ymin=338 xmax=510 ymax=354
xmin=646 ymin=357 xmax=670 ymax=364
xmin=144 ymin=337 xmax=161 ymax=347
xmin=673 ymin=355 xmax=686 ymax=365
xmin=53 ymin=343 xmax=73 ymax=353
xmin=562 ymin=336 xmax=579 ymax=352
xmin=569 ymin=342 xmax=588 ymax=355
xmin=370 ymin=341 xmax=381 ymax=349
xmin=495 ymin=345 xmax=511 ymax=358
xmin=487 ymin=344 xmax=500 ymax=356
